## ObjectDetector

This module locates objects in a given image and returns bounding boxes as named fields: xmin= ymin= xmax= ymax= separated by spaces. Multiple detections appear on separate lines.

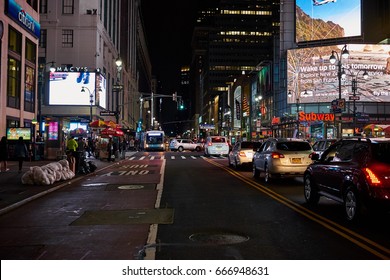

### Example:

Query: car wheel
xmin=252 ymin=163 xmax=260 ymax=178
xmin=344 ymin=187 xmax=360 ymax=222
xmin=304 ymin=174 xmax=319 ymax=206
xmin=264 ymin=164 xmax=271 ymax=183
xmin=178 ymin=146 xmax=184 ymax=152
xmin=195 ymin=146 xmax=201 ymax=152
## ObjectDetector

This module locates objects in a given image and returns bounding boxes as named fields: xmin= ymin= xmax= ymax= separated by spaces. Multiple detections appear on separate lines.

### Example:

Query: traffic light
xmin=172 ymin=92 xmax=177 ymax=101
xmin=179 ymin=100 xmax=184 ymax=110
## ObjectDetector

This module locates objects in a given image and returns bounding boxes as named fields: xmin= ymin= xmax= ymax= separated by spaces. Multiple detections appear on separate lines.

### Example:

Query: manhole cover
xmin=118 ymin=185 xmax=145 ymax=190
xmin=189 ymin=232 xmax=249 ymax=245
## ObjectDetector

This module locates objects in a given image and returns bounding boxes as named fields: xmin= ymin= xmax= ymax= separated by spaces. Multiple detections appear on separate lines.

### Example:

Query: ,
xmin=304 ymin=137 xmax=390 ymax=222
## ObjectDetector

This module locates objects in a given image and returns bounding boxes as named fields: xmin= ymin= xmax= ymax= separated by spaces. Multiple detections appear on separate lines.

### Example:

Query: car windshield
xmin=371 ymin=142 xmax=390 ymax=164
xmin=276 ymin=141 xmax=312 ymax=151
xmin=241 ymin=142 xmax=262 ymax=149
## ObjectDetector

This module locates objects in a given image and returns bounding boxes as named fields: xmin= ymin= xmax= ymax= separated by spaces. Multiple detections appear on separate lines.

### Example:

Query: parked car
xmin=312 ymin=138 xmax=337 ymax=157
xmin=228 ymin=141 xmax=262 ymax=169
xmin=304 ymin=137 xmax=390 ymax=222
xmin=252 ymin=138 xmax=313 ymax=182
xmin=204 ymin=136 xmax=230 ymax=156
xmin=169 ymin=138 xmax=202 ymax=152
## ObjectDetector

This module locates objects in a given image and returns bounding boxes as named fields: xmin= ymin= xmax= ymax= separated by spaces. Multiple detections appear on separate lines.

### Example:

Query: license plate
xmin=291 ymin=158 xmax=301 ymax=164
xmin=216 ymin=145 xmax=222 ymax=149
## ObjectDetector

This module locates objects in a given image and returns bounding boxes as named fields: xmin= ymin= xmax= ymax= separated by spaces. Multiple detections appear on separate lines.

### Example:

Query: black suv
xmin=304 ymin=137 xmax=390 ymax=222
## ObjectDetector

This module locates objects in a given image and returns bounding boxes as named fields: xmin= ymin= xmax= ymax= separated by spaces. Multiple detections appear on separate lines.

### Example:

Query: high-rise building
xmin=191 ymin=0 xmax=280 ymax=135
xmin=37 ymin=0 xmax=151 ymax=158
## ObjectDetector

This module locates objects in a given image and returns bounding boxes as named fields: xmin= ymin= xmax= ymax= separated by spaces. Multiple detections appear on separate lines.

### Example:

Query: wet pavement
xmin=0 ymin=151 xmax=164 ymax=259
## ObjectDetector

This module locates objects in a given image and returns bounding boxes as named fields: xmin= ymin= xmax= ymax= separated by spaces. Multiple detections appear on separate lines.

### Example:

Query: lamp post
xmin=330 ymin=44 xmax=349 ymax=138
xmin=81 ymin=86 xmax=101 ymax=137
xmin=346 ymin=70 xmax=368 ymax=135
xmin=288 ymin=90 xmax=301 ymax=138
xmin=37 ymin=61 xmax=56 ymax=138
xmin=115 ymin=57 xmax=123 ymax=124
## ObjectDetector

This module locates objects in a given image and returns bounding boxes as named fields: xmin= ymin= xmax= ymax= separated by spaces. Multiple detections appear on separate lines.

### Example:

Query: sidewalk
xmin=0 ymin=153 xmax=130 ymax=215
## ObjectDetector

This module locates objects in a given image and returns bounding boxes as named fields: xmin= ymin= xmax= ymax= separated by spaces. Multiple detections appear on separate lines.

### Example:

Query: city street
xmin=0 ymin=150 xmax=389 ymax=260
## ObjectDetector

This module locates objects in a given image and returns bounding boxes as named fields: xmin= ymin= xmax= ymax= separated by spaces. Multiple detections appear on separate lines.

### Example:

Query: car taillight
xmin=363 ymin=168 xmax=382 ymax=186
xmin=271 ymin=152 xmax=285 ymax=159
xmin=239 ymin=151 xmax=246 ymax=157
xmin=208 ymin=142 xmax=213 ymax=146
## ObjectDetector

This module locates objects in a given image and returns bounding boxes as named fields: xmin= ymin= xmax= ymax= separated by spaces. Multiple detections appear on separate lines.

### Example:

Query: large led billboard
xmin=296 ymin=0 xmax=361 ymax=43
xmin=287 ymin=44 xmax=390 ymax=103
xmin=49 ymin=72 xmax=107 ymax=109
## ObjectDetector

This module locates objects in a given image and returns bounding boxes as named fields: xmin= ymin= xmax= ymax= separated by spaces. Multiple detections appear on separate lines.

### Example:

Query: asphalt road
xmin=156 ymin=151 xmax=390 ymax=260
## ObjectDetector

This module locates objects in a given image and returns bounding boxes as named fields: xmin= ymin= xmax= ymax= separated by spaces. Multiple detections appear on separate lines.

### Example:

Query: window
xmin=40 ymin=0 xmax=48 ymax=14
xmin=39 ymin=29 xmax=47 ymax=48
xmin=62 ymin=0 xmax=74 ymax=14
xmin=8 ymin=27 xmax=22 ymax=54
xmin=7 ymin=57 xmax=21 ymax=109
xmin=25 ymin=39 xmax=36 ymax=63
xmin=27 ymin=0 xmax=38 ymax=11
xmin=24 ymin=66 xmax=35 ymax=112
xmin=62 ymin=29 xmax=73 ymax=48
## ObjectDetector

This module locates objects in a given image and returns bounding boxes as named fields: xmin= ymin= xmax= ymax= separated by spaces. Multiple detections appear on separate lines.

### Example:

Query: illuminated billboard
xmin=296 ymin=0 xmax=361 ymax=43
xmin=6 ymin=127 xmax=32 ymax=141
xmin=49 ymin=72 xmax=107 ymax=108
xmin=287 ymin=44 xmax=390 ymax=103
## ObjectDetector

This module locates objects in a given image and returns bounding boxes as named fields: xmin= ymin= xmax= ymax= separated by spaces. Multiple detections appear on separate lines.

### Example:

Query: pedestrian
xmin=107 ymin=138 xmax=113 ymax=161
xmin=14 ymin=136 xmax=28 ymax=173
xmin=0 ymin=136 xmax=9 ymax=172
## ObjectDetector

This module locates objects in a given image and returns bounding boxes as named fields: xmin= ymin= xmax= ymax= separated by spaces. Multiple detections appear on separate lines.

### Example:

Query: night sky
xmin=140 ymin=0 xmax=219 ymax=94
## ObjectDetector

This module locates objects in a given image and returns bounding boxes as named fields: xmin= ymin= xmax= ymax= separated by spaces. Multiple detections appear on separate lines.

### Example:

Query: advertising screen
xmin=96 ymin=73 xmax=107 ymax=109
xmin=296 ymin=0 xmax=361 ymax=43
xmin=287 ymin=44 xmax=390 ymax=104
xmin=6 ymin=127 xmax=32 ymax=141
xmin=49 ymin=72 xmax=99 ymax=106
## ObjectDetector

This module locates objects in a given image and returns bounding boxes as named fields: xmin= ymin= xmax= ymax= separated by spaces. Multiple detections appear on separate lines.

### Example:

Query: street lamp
xmin=345 ymin=70 xmax=368 ymax=135
xmin=115 ymin=57 xmax=123 ymax=124
xmin=81 ymin=86 xmax=101 ymax=137
xmin=288 ymin=90 xmax=301 ymax=138
xmin=37 ymin=61 xmax=56 ymax=138
xmin=329 ymin=45 xmax=349 ymax=138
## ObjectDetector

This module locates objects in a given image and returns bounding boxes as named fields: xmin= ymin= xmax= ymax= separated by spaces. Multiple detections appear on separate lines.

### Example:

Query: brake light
xmin=364 ymin=168 xmax=382 ymax=186
xmin=239 ymin=151 xmax=246 ymax=157
xmin=208 ymin=142 xmax=213 ymax=146
xmin=271 ymin=152 xmax=285 ymax=159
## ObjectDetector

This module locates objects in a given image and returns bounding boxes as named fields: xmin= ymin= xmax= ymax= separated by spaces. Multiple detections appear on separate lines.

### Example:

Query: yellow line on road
xmin=204 ymin=158 xmax=390 ymax=260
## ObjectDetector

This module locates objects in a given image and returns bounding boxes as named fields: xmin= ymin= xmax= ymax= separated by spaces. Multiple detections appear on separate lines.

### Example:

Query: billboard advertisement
xmin=49 ymin=72 xmax=107 ymax=108
xmin=296 ymin=0 xmax=361 ymax=43
xmin=6 ymin=127 xmax=32 ymax=141
xmin=287 ymin=44 xmax=390 ymax=104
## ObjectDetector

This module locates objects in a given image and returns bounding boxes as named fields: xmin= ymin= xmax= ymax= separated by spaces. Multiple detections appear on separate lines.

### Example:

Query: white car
xmin=228 ymin=141 xmax=262 ymax=169
xmin=169 ymin=138 xmax=202 ymax=152
xmin=204 ymin=136 xmax=230 ymax=156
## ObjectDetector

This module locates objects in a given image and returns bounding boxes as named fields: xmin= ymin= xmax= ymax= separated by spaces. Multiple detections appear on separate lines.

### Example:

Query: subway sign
xmin=299 ymin=112 xmax=335 ymax=122
xmin=5 ymin=0 xmax=40 ymax=38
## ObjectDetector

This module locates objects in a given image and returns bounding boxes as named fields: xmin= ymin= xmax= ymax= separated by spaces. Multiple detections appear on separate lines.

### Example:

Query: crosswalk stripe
xmin=181 ymin=156 xmax=186 ymax=160
xmin=191 ymin=156 xmax=196 ymax=159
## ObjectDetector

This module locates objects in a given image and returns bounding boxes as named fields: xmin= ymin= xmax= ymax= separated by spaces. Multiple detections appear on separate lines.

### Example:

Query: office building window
xmin=40 ymin=0 xmax=48 ymax=14
xmin=39 ymin=29 xmax=47 ymax=48
xmin=25 ymin=66 xmax=35 ymax=112
xmin=7 ymin=57 xmax=21 ymax=109
xmin=62 ymin=29 xmax=73 ymax=48
xmin=27 ymin=0 xmax=38 ymax=11
xmin=25 ymin=39 xmax=36 ymax=63
xmin=8 ymin=27 xmax=22 ymax=54
xmin=62 ymin=0 xmax=74 ymax=14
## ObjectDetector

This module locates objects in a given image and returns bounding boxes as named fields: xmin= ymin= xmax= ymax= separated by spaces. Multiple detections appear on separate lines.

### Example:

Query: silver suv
xmin=252 ymin=138 xmax=313 ymax=182
xmin=169 ymin=139 xmax=202 ymax=152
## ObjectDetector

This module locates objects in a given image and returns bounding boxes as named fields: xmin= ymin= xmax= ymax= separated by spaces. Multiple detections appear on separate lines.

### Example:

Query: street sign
xmin=112 ymin=84 xmax=123 ymax=90
xmin=100 ymin=111 xmax=117 ymax=116
xmin=349 ymin=96 xmax=360 ymax=101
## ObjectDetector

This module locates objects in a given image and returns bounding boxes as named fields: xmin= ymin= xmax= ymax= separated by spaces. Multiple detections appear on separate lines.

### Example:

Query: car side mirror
xmin=310 ymin=152 xmax=320 ymax=161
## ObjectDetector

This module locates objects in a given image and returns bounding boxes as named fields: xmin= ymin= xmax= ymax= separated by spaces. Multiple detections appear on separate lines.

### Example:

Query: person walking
xmin=66 ymin=136 xmax=78 ymax=173
xmin=0 ymin=136 xmax=9 ymax=172
xmin=14 ymin=137 xmax=28 ymax=173
xmin=107 ymin=138 xmax=113 ymax=161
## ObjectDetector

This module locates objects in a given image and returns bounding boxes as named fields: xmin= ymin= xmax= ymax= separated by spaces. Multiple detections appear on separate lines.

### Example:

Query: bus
xmin=141 ymin=130 xmax=165 ymax=151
